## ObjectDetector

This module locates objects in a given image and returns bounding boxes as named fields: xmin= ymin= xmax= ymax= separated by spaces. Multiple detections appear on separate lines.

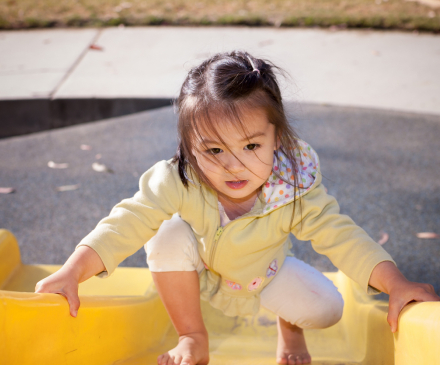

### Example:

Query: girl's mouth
xmin=225 ymin=180 xmax=249 ymax=189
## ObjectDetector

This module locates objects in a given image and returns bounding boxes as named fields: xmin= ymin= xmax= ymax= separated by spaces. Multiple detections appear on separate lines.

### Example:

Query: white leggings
xmin=145 ymin=214 xmax=344 ymax=329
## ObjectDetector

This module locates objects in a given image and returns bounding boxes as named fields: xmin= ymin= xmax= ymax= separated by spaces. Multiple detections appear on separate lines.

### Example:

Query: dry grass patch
xmin=0 ymin=0 xmax=439 ymax=32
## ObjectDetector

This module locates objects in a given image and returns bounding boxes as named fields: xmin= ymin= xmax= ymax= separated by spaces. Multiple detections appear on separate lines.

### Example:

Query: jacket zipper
xmin=208 ymin=198 xmax=267 ymax=269
xmin=208 ymin=186 xmax=313 ymax=269
xmin=209 ymin=209 xmax=255 ymax=269
xmin=210 ymin=226 xmax=224 ymax=268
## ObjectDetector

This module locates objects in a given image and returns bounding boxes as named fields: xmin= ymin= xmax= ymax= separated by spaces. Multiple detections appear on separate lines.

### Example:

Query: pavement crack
xmin=50 ymin=29 xmax=103 ymax=100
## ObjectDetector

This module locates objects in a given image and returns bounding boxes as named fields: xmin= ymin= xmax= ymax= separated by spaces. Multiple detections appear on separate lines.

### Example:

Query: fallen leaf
xmin=92 ymin=162 xmax=113 ymax=173
xmin=89 ymin=44 xmax=104 ymax=51
xmin=377 ymin=232 xmax=389 ymax=245
xmin=48 ymin=161 xmax=69 ymax=169
xmin=80 ymin=144 xmax=92 ymax=150
xmin=0 ymin=187 xmax=15 ymax=194
xmin=416 ymin=232 xmax=439 ymax=239
xmin=56 ymin=184 xmax=80 ymax=192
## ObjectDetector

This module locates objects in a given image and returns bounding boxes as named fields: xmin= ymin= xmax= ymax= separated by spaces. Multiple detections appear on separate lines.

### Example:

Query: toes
xmin=157 ymin=354 xmax=167 ymax=365
xmin=286 ymin=354 xmax=311 ymax=365
xmin=166 ymin=355 xmax=176 ymax=365
xmin=302 ymin=354 xmax=312 ymax=364
xmin=276 ymin=357 xmax=288 ymax=364
xmin=287 ymin=354 xmax=300 ymax=365
xmin=181 ymin=355 xmax=195 ymax=365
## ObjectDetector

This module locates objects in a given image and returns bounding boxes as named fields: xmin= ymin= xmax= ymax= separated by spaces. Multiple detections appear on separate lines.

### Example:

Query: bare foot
xmin=157 ymin=332 xmax=209 ymax=365
xmin=276 ymin=317 xmax=312 ymax=365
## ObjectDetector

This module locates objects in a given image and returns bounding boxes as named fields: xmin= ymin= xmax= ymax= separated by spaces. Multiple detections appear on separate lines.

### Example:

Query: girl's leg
xmin=146 ymin=214 xmax=209 ymax=365
xmin=276 ymin=317 xmax=310 ymax=365
xmin=152 ymin=271 xmax=209 ymax=365
xmin=260 ymin=256 xmax=344 ymax=365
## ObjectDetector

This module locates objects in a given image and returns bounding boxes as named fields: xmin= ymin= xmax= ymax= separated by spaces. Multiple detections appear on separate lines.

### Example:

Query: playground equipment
xmin=1 ymin=229 xmax=439 ymax=365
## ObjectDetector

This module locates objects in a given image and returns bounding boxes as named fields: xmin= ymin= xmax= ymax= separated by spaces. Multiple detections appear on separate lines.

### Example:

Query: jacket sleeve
xmin=290 ymin=182 xmax=397 ymax=295
xmin=76 ymin=160 xmax=182 ymax=277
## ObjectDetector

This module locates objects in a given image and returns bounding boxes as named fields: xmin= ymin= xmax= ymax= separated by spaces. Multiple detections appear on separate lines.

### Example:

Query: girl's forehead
xmin=195 ymin=106 xmax=275 ymax=143
xmin=194 ymin=111 xmax=274 ymax=145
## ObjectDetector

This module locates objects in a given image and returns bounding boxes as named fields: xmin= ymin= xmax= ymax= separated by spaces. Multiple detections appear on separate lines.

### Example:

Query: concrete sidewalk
xmin=1 ymin=26 xmax=440 ymax=116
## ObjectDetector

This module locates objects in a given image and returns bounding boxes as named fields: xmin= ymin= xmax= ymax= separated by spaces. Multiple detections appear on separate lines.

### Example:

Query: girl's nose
xmin=223 ymin=154 xmax=245 ymax=174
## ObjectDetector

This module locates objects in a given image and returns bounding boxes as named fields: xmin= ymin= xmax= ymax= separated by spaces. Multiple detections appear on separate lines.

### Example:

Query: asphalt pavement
xmin=1 ymin=102 xmax=439 ymax=295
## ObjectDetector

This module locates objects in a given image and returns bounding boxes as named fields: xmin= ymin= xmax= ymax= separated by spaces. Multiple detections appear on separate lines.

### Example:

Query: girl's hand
xmin=369 ymin=261 xmax=440 ymax=333
xmin=35 ymin=268 xmax=80 ymax=317
xmin=34 ymin=245 xmax=106 ymax=318
xmin=387 ymin=279 xmax=440 ymax=333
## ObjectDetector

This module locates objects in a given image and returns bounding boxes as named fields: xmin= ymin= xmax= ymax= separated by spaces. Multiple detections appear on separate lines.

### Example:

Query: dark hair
xmin=171 ymin=50 xmax=303 ymax=222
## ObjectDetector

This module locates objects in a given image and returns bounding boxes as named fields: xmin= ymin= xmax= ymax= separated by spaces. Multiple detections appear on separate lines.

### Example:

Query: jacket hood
xmin=261 ymin=139 xmax=319 ymax=213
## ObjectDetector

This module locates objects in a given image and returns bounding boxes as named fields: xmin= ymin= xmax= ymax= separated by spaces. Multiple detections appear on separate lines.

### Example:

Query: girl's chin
xmin=219 ymin=187 xmax=260 ymax=204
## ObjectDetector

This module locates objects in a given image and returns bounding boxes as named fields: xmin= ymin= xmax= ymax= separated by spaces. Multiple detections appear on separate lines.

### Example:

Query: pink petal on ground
xmin=416 ymin=232 xmax=439 ymax=239
xmin=377 ymin=232 xmax=389 ymax=245
xmin=89 ymin=44 xmax=104 ymax=51
xmin=56 ymin=184 xmax=80 ymax=192
xmin=80 ymin=144 xmax=92 ymax=150
xmin=0 ymin=187 xmax=15 ymax=194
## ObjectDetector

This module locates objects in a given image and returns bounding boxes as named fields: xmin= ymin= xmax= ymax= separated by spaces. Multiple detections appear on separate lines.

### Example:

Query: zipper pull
xmin=214 ymin=226 xmax=224 ymax=242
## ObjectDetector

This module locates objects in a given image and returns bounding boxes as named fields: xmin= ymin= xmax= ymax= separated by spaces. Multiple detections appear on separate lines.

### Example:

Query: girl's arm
xmin=35 ymin=160 xmax=183 ymax=317
xmin=291 ymin=183 xmax=440 ymax=333
xmin=35 ymin=246 xmax=105 ymax=317
xmin=76 ymin=160 xmax=183 ymax=278
xmin=369 ymin=261 xmax=440 ymax=332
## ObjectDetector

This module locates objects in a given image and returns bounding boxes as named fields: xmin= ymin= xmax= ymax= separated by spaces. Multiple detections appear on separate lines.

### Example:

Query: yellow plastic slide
xmin=0 ymin=229 xmax=439 ymax=365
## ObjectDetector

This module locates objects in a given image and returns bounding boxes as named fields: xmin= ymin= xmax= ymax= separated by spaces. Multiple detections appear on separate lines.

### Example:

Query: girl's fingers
xmin=35 ymin=279 xmax=51 ymax=293
xmin=54 ymin=289 xmax=80 ymax=317
xmin=53 ymin=291 xmax=74 ymax=316
xmin=34 ymin=274 xmax=80 ymax=317
xmin=157 ymin=354 xmax=164 ymax=365
xmin=387 ymin=299 xmax=411 ymax=333
xmin=64 ymin=290 xmax=81 ymax=317
xmin=388 ymin=285 xmax=440 ymax=333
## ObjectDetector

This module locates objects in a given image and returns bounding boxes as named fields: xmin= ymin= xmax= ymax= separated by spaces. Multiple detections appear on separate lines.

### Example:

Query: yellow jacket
xmin=77 ymin=140 xmax=396 ymax=317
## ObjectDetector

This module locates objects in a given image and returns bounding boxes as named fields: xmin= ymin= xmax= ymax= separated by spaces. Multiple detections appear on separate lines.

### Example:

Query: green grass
xmin=0 ymin=0 xmax=439 ymax=32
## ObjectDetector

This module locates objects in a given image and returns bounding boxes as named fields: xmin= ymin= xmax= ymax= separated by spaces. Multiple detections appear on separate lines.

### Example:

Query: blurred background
xmin=0 ymin=0 xmax=439 ymax=296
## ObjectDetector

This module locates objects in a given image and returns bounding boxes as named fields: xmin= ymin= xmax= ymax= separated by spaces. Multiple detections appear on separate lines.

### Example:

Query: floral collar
xmin=261 ymin=140 xmax=319 ymax=213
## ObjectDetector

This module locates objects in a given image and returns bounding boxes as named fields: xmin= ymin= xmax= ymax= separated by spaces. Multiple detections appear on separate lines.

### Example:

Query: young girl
xmin=36 ymin=50 xmax=439 ymax=365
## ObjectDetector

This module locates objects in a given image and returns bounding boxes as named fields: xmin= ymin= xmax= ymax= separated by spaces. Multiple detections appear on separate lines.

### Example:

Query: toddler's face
xmin=192 ymin=108 xmax=278 ymax=205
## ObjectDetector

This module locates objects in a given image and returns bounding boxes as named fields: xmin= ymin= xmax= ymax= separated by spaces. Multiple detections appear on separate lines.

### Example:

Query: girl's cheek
xmin=198 ymin=155 xmax=223 ymax=173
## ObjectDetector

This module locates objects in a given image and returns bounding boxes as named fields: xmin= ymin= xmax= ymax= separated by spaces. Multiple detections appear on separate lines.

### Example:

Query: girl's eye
xmin=208 ymin=148 xmax=222 ymax=155
xmin=245 ymin=144 xmax=260 ymax=151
